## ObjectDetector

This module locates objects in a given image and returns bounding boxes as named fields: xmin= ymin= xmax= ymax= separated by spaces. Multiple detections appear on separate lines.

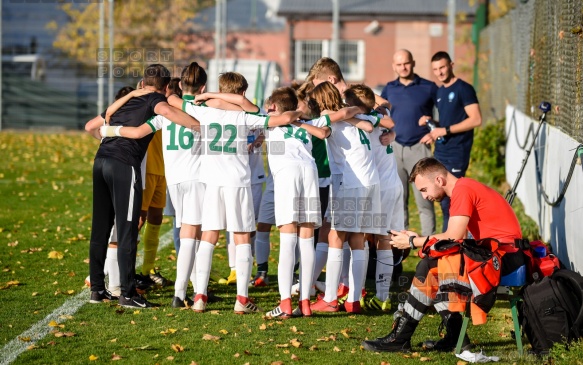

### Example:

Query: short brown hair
xmin=308 ymin=57 xmax=344 ymax=82
xmin=218 ymin=72 xmax=248 ymax=94
xmin=143 ymin=64 xmax=171 ymax=91
xmin=308 ymin=81 xmax=345 ymax=113
xmin=269 ymin=87 xmax=298 ymax=113
xmin=181 ymin=62 xmax=207 ymax=94
xmin=344 ymin=84 xmax=375 ymax=111
xmin=409 ymin=157 xmax=448 ymax=183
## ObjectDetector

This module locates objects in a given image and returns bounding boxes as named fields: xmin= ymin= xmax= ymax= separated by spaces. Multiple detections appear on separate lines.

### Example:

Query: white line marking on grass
xmin=0 ymin=230 xmax=173 ymax=365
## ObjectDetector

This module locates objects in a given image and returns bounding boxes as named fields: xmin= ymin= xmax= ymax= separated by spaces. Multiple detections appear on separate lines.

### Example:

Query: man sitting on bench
xmin=362 ymin=157 xmax=522 ymax=352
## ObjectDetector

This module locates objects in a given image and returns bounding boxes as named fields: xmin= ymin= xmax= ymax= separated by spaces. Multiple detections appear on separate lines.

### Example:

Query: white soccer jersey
xmin=265 ymin=115 xmax=330 ymax=174
xmin=327 ymin=118 xmax=379 ymax=189
xmin=369 ymin=117 xmax=400 ymax=191
xmin=248 ymin=129 xmax=266 ymax=184
xmin=182 ymin=102 xmax=270 ymax=187
xmin=146 ymin=115 xmax=201 ymax=185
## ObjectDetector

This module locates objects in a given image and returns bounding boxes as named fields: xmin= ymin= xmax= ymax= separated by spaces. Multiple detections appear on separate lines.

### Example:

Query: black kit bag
xmin=519 ymin=269 xmax=583 ymax=354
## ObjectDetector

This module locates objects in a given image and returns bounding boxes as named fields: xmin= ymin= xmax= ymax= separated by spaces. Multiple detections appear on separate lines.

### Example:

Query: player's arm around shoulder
xmin=264 ymin=110 xmax=303 ymax=128
xmin=294 ymin=119 xmax=330 ymax=140
xmin=99 ymin=120 xmax=156 ymax=139
xmin=85 ymin=115 xmax=106 ymax=140
xmin=195 ymin=92 xmax=260 ymax=113
xmin=155 ymin=101 xmax=200 ymax=131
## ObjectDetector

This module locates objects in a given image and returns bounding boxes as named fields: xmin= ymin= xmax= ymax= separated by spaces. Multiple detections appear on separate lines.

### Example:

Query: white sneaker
xmin=234 ymin=298 xmax=262 ymax=314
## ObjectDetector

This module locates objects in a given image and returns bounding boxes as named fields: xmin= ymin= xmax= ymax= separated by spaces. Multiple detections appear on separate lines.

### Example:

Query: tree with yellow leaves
xmin=48 ymin=0 xmax=213 ymax=71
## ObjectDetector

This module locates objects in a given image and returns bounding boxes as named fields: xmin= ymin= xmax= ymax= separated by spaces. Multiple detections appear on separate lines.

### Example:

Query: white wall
xmin=505 ymin=105 xmax=583 ymax=272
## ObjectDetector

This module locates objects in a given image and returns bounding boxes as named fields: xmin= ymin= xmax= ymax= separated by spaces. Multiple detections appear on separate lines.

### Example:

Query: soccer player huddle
xmin=85 ymin=57 xmax=405 ymax=318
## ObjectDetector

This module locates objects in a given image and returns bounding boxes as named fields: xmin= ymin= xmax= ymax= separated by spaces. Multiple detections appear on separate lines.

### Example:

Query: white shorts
xmin=251 ymin=182 xmax=263 ymax=220
xmin=273 ymin=165 xmax=321 ymax=228
xmin=257 ymin=175 xmax=275 ymax=225
xmin=168 ymin=180 xmax=205 ymax=228
xmin=324 ymin=174 xmax=342 ymax=220
xmin=201 ymin=185 xmax=256 ymax=232
xmin=163 ymin=188 xmax=176 ymax=216
xmin=379 ymin=185 xmax=405 ymax=235
xmin=330 ymin=183 xmax=381 ymax=234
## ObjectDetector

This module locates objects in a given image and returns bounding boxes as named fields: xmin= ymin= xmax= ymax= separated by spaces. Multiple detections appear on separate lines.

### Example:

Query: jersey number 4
xmin=358 ymin=129 xmax=371 ymax=150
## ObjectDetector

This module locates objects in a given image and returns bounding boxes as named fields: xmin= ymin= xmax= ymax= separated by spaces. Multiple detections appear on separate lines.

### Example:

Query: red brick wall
xmin=184 ymin=20 xmax=475 ymax=89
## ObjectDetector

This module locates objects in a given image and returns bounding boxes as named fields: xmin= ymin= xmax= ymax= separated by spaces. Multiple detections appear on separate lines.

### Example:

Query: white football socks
xmin=347 ymin=249 xmax=366 ymax=303
xmin=313 ymin=242 xmax=329 ymax=284
xmin=235 ymin=243 xmax=253 ymax=298
xmin=278 ymin=233 xmax=297 ymax=300
xmin=323 ymin=247 xmax=343 ymax=303
xmin=194 ymin=241 xmax=215 ymax=296
xmin=298 ymin=236 xmax=315 ymax=301
xmin=174 ymin=238 xmax=195 ymax=300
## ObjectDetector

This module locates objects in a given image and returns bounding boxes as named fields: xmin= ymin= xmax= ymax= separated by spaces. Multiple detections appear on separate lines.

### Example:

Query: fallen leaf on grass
xmin=48 ymin=251 xmax=64 ymax=259
xmin=290 ymin=339 xmax=302 ymax=348
xmin=234 ymin=353 xmax=241 ymax=358
xmin=110 ymin=338 xmax=117 ymax=342
xmin=275 ymin=344 xmax=289 ymax=348
xmin=0 ymin=280 xmax=21 ymax=290
xmin=7 ymin=241 xmax=18 ymax=247
xmin=26 ymin=345 xmax=37 ymax=350
xmin=309 ymin=345 xmax=317 ymax=351
xmin=167 ymin=356 xmax=174 ymax=360
xmin=340 ymin=328 xmax=350 ymax=338
xmin=271 ymin=362 xmax=283 ymax=365
xmin=291 ymin=354 xmax=299 ymax=361
xmin=420 ymin=357 xmax=432 ymax=362
xmin=171 ymin=344 xmax=184 ymax=352
xmin=111 ymin=353 xmax=122 ymax=361
xmin=161 ymin=328 xmax=178 ymax=335
xmin=290 ymin=326 xmax=298 ymax=333
xmin=456 ymin=361 xmax=468 ymax=365
xmin=19 ymin=337 xmax=31 ymax=342
xmin=333 ymin=346 xmax=341 ymax=352
xmin=259 ymin=323 xmax=267 ymax=330
xmin=219 ymin=329 xmax=229 ymax=334
xmin=202 ymin=334 xmax=220 ymax=341
xmin=381 ymin=362 xmax=391 ymax=365
xmin=89 ymin=355 xmax=98 ymax=361
xmin=48 ymin=321 xmax=58 ymax=327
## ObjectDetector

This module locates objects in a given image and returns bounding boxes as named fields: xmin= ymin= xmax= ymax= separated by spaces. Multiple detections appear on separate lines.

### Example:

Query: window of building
xmin=295 ymin=39 xmax=365 ymax=81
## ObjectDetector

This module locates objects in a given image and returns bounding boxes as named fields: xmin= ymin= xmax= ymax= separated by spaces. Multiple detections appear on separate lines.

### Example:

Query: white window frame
xmin=295 ymin=39 xmax=365 ymax=81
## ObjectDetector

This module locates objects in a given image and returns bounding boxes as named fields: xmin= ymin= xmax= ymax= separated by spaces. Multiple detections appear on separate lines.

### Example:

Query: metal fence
xmin=478 ymin=0 xmax=583 ymax=143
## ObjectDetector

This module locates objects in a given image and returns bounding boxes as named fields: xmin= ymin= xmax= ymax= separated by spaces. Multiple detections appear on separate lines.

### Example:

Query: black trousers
xmin=89 ymin=157 xmax=142 ymax=297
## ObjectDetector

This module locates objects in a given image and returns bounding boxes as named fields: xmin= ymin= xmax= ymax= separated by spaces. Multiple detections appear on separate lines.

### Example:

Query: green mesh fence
xmin=478 ymin=0 xmax=583 ymax=143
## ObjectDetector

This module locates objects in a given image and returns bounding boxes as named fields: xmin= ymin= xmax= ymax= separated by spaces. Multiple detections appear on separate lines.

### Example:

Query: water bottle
xmin=426 ymin=119 xmax=444 ymax=143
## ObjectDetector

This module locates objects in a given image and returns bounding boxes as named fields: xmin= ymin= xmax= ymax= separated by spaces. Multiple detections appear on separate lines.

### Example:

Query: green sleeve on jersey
xmin=145 ymin=116 xmax=158 ymax=134
xmin=369 ymin=110 xmax=381 ymax=128
xmin=182 ymin=100 xmax=187 ymax=112
xmin=263 ymin=116 xmax=271 ymax=128
xmin=324 ymin=114 xmax=331 ymax=127
xmin=246 ymin=105 xmax=261 ymax=115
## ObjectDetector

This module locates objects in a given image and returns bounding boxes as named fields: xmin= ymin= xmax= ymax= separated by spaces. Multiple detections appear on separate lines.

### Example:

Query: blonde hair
xmin=308 ymin=57 xmax=344 ymax=82
xmin=218 ymin=72 xmax=248 ymax=94
xmin=308 ymin=81 xmax=345 ymax=113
